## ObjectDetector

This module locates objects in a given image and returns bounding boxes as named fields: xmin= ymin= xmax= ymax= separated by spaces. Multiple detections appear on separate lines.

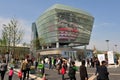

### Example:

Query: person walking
xmin=60 ymin=60 xmax=67 ymax=80
xmin=8 ymin=67 xmax=14 ymax=80
xmin=51 ymin=57 xmax=54 ymax=69
xmin=26 ymin=60 xmax=32 ymax=79
xmin=56 ymin=58 xmax=61 ymax=74
xmin=86 ymin=58 xmax=90 ymax=67
xmin=95 ymin=58 xmax=100 ymax=75
xmin=0 ymin=60 xmax=7 ymax=80
xmin=90 ymin=58 xmax=94 ymax=68
xmin=21 ymin=59 xmax=28 ymax=80
xmin=68 ymin=61 xmax=77 ymax=80
xmin=97 ymin=61 xmax=109 ymax=80
xmin=68 ymin=56 xmax=73 ymax=66
xmin=34 ymin=60 xmax=38 ymax=70
xmin=49 ymin=57 xmax=52 ymax=69
xmin=79 ymin=60 xmax=88 ymax=80
xmin=60 ymin=63 xmax=66 ymax=80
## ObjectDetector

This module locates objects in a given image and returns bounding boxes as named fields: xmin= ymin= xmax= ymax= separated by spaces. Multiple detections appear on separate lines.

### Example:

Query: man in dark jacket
xmin=97 ymin=61 xmax=109 ymax=80
xmin=79 ymin=60 xmax=88 ymax=80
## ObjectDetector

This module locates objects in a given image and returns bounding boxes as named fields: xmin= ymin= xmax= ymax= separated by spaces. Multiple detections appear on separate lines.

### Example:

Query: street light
xmin=106 ymin=40 xmax=109 ymax=51
xmin=115 ymin=44 xmax=117 ymax=52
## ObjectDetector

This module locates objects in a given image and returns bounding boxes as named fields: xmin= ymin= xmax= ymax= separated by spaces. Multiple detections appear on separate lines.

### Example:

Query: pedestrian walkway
xmin=10 ymin=62 xmax=120 ymax=80
xmin=8 ymin=66 xmax=42 ymax=80
xmin=11 ymin=66 xmax=96 ymax=80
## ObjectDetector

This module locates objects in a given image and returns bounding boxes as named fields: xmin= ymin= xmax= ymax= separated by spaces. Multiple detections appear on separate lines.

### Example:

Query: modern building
xmin=31 ymin=4 xmax=94 ymax=59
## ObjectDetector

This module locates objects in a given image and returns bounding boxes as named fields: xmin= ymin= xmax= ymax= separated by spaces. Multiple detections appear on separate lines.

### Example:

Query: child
xmin=9 ymin=67 xmax=14 ymax=80
xmin=18 ymin=70 xmax=22 ymax=80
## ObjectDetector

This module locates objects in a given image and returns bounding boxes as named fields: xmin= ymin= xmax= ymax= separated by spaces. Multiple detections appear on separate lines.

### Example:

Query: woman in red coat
xmin=61 ymin=61 xmax=67 ymax=80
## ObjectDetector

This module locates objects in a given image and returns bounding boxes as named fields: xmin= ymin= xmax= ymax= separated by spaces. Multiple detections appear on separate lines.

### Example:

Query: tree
xmin=1 ymin=18 xmax=24 ymax=57
xmin=32 ymin=38 xmax=40 ymax=50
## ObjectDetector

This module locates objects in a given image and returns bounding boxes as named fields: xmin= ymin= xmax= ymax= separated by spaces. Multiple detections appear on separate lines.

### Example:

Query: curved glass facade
xmin=33 ymin=4 xmax=94 ymax=48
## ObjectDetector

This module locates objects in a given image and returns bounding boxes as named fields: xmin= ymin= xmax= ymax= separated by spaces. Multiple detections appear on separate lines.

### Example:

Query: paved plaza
xmin=2 ymin=65 xmax=120 ymax=80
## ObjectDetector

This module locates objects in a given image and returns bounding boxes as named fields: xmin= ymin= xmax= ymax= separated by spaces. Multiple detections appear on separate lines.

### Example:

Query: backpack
xmin=18 ymin=71 xmax=22 ymax=78
xmin=68 ymin=66 xmax=75 ymax=77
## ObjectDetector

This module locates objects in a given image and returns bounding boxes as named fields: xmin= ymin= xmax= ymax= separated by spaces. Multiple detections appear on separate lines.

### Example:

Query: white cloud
xmin=0 ymin=17 xmax=31 ymax=44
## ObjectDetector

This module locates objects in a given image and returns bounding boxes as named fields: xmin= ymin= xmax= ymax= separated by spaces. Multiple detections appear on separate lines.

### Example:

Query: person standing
xmin=0 ymin=60 xmax=7 ymax=80
xmin=8 ymin=67 xmax=14 ymax=80
xmin=97 ymin=61 xmax=109 ymax=80
xmin=68 ymin=61 xmax=77 ymax=80
xmin=79 ymin=60 xmax=88 ymax=80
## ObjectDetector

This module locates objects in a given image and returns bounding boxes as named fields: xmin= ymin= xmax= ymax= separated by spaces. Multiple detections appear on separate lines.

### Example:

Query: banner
xmin=97 ymin=54 xmax=105 ymax=64
xmin=107 ymin=51 xmax=114 ymax=64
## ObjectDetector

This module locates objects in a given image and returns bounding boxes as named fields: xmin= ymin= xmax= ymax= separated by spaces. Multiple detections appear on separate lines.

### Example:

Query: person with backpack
xmin=68 ymin=61 xmax=77 ymax=80
xmin=0 ymin=60 xmax=7 ymax=80
xmin=18 ymin=70 xmax=22 ymax=80
xmin=26 ymin=60 xmax=32 ymax=79
xmin=79 ymin=60 xmax=88 ymax=80
xmin=8 ymin=67 xmax=14 ymax=80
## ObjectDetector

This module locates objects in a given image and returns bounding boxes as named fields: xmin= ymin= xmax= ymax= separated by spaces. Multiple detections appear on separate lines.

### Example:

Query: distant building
xmin=0 ymin=46 xmax=30 ymax=59
xmin=31 ymin=4 xmax=94 ymax=59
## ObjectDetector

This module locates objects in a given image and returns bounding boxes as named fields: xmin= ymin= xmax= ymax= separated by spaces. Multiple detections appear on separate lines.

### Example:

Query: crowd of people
xmin=41 ymin=56 xmax=110 ymax=80
xmin=0 ymin=55 xmax=114 ymax=80
xmin=0 ymin=57 xmax=38 ymax=80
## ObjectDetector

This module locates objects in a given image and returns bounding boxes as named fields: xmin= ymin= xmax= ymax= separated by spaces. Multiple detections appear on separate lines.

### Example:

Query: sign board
xmin=107 ymin=51 xmax=114 ymax=64
xmin=97 ymin=54 xmax=105 ymax=64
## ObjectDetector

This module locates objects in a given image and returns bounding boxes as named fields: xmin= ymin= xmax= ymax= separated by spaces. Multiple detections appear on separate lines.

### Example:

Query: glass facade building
xmin=32 ymin=4 xmax=94 ymax=50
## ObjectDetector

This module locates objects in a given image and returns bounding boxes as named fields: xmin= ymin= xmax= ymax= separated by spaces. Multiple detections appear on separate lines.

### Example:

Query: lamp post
xmin=115 ymin=44 xmax=117 ymax=53
xmin=106 ymin=40 xmax=109 ymax=51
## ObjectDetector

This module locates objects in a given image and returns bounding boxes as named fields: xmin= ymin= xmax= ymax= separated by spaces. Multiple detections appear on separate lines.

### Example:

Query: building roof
xmin=44 ymin=4 xmax=93 ymax=17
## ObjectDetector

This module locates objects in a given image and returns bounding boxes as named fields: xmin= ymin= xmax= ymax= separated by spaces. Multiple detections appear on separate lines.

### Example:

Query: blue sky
xmin=0 ymin=0 xmax=120 ymax=52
